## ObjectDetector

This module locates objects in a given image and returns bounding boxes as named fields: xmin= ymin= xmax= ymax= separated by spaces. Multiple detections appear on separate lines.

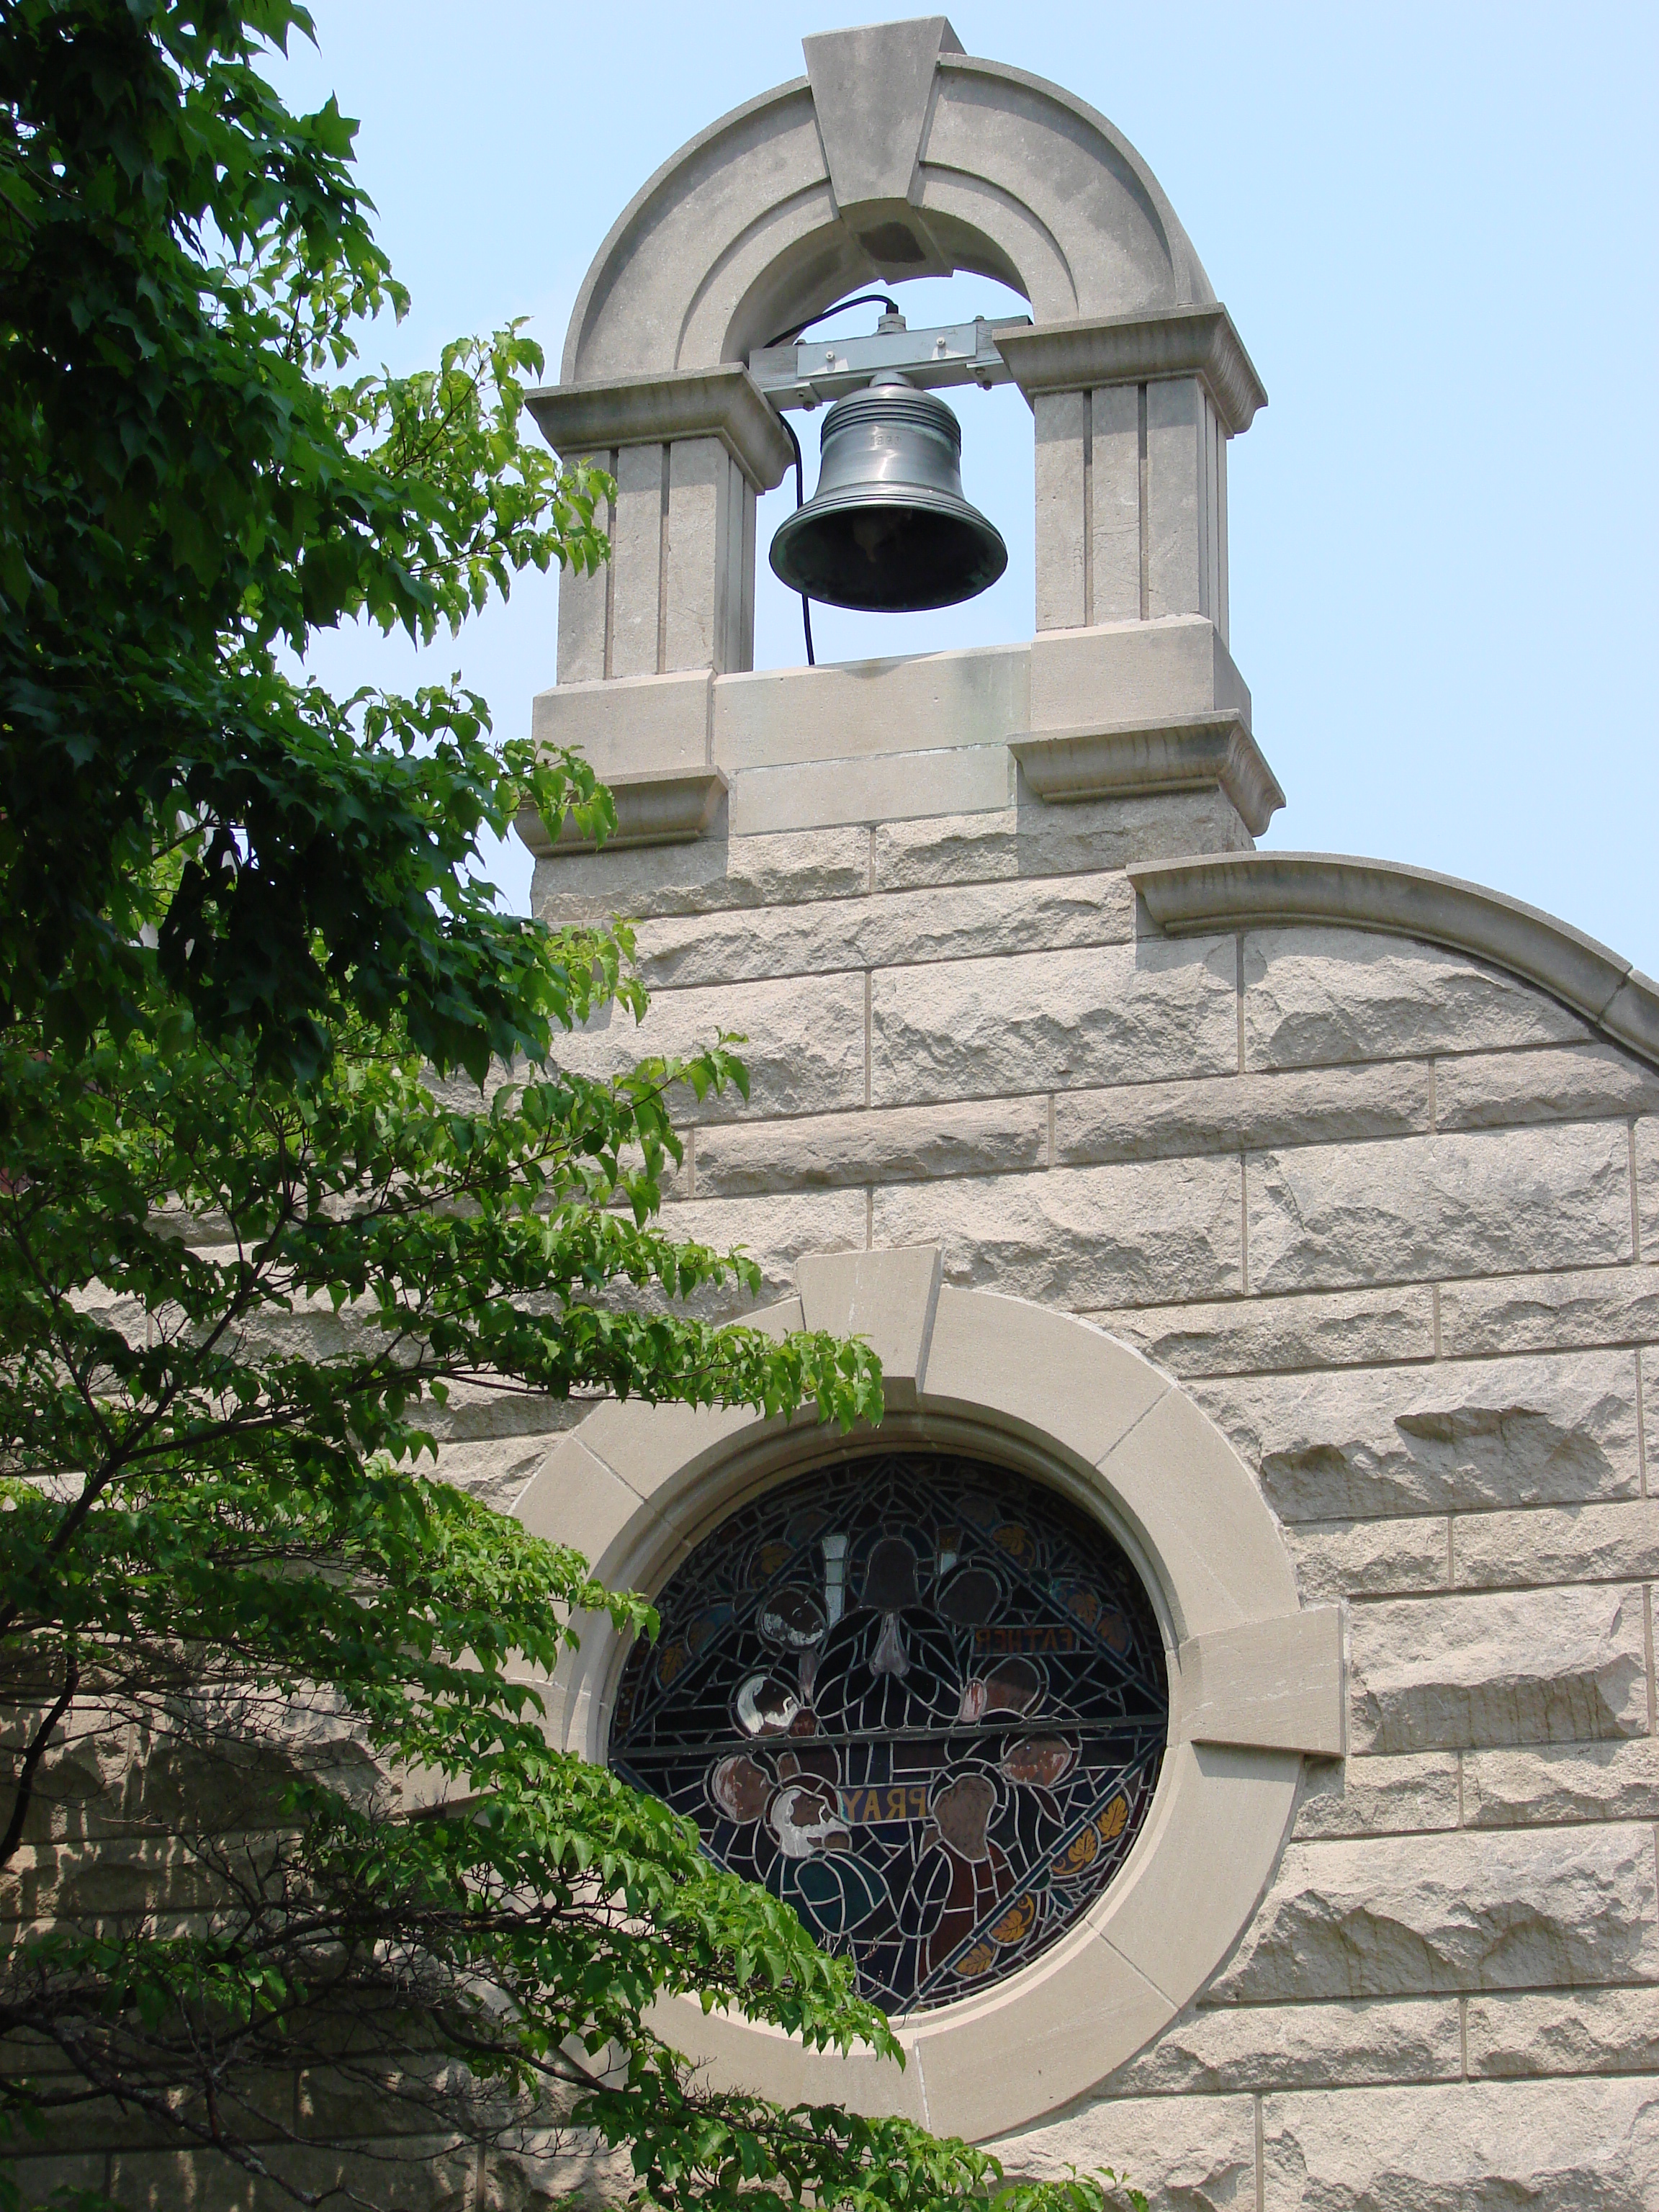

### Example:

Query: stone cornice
xmin=526 ymin=367 xmax=793 ymax=492
xmin=997 ymin=305 xmax=1267 ymax=434
xmin=1011 ymin=711 xmax=1283 ymax=835
xmin=517 ymin=767 xmax=727 ymax=857
xmin=1130 ymin=851 xmax=1659 ymax=1066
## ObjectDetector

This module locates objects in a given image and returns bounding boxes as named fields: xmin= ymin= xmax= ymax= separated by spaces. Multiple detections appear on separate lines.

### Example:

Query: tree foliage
xmin=0 ymin=6 xmax=1146 ymax=2209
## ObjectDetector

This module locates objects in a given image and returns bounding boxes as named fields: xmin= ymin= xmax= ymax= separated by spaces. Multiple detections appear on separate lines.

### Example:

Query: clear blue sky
xmin=276 ymin=4 xmax=1658 ymax=976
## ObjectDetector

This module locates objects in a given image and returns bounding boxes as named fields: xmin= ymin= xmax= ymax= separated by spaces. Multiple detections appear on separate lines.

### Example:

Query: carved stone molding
xmin=1131 ymin=850 xmax=1659 ymax=1066
xmin=1012 ymin=711 xmax=1284 ymax=835
xmin=997 ymin=305 xmax=1268 ymax=434
xmin=516 ymin=766 xmax=727 ymax=856
xmin=526 ymin=365 xmax=793 ymax=493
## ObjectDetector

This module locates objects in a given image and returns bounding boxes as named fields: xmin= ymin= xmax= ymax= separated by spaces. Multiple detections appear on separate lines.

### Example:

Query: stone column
xmin=1001 ymin=306 xmax=1264 ymax=647
xmin=526 ymin=367 xmax=790 ymax=685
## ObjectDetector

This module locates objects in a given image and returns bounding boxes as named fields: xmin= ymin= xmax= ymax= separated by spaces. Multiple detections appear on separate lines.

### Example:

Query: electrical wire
xmin=779 ymin=414 xmax=814 ymax=667
xmin=763 ymin=292 xmax=900 ymax=349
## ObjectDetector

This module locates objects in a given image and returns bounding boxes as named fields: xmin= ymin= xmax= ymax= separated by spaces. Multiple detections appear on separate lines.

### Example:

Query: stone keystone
xmin=804 ymin=18 xmax=963 ymax=239
xmin=796 ymin=1243 xmax=943 ymax=1411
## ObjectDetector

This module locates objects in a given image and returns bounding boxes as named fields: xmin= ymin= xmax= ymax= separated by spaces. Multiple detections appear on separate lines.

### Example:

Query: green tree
xmin=0 ymin=7 xmax=1142 ymax=2210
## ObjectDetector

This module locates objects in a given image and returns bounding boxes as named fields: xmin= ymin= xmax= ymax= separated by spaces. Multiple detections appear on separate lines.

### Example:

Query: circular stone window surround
xmin=511 ymin=1247 xmax=1345 ymax=2142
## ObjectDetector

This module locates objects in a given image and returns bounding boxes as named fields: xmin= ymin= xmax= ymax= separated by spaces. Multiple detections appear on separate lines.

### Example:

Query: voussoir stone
xmin=871 ymin=935 xmax=1238 ymax=1106
xmin=1242 ymin=926 xmax=1592 ymax=1071
xmin=1465 ymin=1986 xmax=1659 ymax=2078
xmin=1462 ymin=1737 xmax=1659 ymax=1827
xmin=1191 ymin=1349 xmax=1642 ymax=1521
xmin=1246 ymin=1123 xmax=1634 ymax=1294
xmin=1346 ymin=1584 xmax=1650 ymax=1753
xmin=1260 ymin=2077 xmax=1659 ymax=2211
xmin=872 ymin=1156 xmax=1242 ymax=1310
xmin=1213 ymin=1823 xmax=1659 ymax=2001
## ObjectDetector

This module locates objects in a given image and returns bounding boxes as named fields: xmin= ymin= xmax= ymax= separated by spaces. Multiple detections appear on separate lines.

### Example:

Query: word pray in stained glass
xmin=610 ymin=1452 xmax=1169 ymax=2016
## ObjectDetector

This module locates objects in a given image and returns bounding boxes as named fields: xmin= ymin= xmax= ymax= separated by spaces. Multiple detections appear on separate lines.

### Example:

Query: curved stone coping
xmin=511 ymin=1247 xmax=1341 ymax=2139
xmin=1130 ymin=850 xmax=1659 ymax=1068
xmin=526 ymin=366 xmax=793 ymax=494
xmin=997 ymin=307 xmax=1267 ymax=435
xmin=1012 ymin=712 xmax=1283 ymax=835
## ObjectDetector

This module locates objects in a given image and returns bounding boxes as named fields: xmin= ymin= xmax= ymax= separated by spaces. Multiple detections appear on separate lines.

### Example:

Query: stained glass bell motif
xmin=609 ymin=1452 xmax=1169 ymax=2015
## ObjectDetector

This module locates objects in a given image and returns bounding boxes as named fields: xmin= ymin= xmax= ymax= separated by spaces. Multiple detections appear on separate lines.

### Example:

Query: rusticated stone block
xmin=1437 ymin=1262 xmax=1659 ymax=1359
xmin=1284 ymin=1514 xmax=1448 ymax=1604
xmin=532 ymin=823 xmax=870 ymax=923
xmin=1260 ymin=2077 xmax=1659 ymax=2210
xmin=1092 ymin=1285 xmax=1434 ymax=1377
xmin=1463 ymin=1737 xmax=1659 ymax=1827
xmin=1451 ymin=1498 xmax=1659 ymax=1589
xmin=1215 ymin=1825 xmax=1659 ymax=2000
xmin=1465 ymin=1986 xmax=1659 ymax=2077
xmin=431 ymin=1436 xmax=549 ymax=1516
xmin=1246 ymin=1123 xmax=1634 ymax=1294
xmin=1638 ymin=1114 xmax=1658 ymax=1259
xmin=1104 ymin=1996 xmax=1460 ymax=2095
xmin=557 ymin=968 xmax=866 ymax=1124
xmin=872 ymin=1156 xmax=1243 ymax=1309
xmin=1242 ymin=927 xmax=1591 ymax=1071
xmin=1292 ymin=1752 xmax=1461 ymax=1840
xmin=692 ymin=1095 xmax=1048 ymax=1197
xmin=994 ymin=2091 xmax=1256 ymax=2211
xmin=1054 ymin=1059 xmax=1431 ymax=1168
xmin=1194 ymin=1349 xmax=1642 ymax=1521
xmin=1346 ymin=1585 xmax=1649 ymax=1753
xmin=870 ymin=935 xmax=1238 ymax=1107
xmin=1434 ymin=1040 xmax=1659 ymax=1132
xmin=871 ymin=788 xmax=1251 ymax=891
xmin=630 ymin=870 xmax=1137 ymax=989
xmin=621 ymin=1187 xmax=868 ymax=1318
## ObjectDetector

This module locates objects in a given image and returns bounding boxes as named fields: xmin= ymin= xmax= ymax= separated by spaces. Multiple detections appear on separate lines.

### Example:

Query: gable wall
xmin=530 ymin=801 xmax=1659 ymax=2210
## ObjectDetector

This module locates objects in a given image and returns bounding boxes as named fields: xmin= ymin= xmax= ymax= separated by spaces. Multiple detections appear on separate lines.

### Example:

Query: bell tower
xmin=522 ymin=14 xmax=1282 ymax=863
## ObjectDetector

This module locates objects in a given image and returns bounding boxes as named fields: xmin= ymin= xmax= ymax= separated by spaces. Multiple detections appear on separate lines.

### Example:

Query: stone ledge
xmin=1011 ymin=713 xmax=1284 ymax=836
xmin=518 ymin=767 xmax=727 ymax=856
xmin=997 ymin=305 xmax=1268 ymax=433
xmin=1130 ymin=852 xmax=1659 ymax=1070
xmin=526 ymin=365 xmax=793 ymax=492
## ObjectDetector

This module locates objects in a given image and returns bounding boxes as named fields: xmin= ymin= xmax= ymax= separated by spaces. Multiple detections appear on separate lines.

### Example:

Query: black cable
xmin=779 ymin=413 xmax=814 ymax=667
xmin=764 ymin=292 xmax=900 ymax=350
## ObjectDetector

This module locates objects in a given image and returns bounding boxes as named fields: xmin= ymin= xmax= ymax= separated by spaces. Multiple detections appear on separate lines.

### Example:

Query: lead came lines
xmin=609 ymin=1452 xmax=1171 ymax=2015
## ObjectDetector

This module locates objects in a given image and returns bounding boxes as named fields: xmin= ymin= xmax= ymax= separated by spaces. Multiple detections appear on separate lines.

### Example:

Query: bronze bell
xmin=770 ymin=372 xmax=1007 ymax=613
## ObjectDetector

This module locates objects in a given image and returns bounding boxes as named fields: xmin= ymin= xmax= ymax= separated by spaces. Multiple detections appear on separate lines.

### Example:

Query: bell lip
xmin=769 ymin=484 xmax=1009 ymax=612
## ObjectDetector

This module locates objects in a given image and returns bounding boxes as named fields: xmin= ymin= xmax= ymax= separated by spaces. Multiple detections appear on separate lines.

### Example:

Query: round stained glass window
xmin=610 ymin=1450 xmax=1169 ymax=2015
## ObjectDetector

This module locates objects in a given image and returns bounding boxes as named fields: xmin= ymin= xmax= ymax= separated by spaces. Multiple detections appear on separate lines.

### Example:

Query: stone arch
xmin=560 ymin=17 xmax=1215 ymax=383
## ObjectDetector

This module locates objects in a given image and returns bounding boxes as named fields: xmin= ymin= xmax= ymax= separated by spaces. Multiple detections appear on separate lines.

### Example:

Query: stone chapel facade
xmin=497 ymin=18 xmax=1659 ymax=2208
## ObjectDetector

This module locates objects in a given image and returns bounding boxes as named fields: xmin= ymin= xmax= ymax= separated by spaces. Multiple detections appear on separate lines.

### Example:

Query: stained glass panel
xmin=610 ymin=1451 xmax=1169 ymax=2015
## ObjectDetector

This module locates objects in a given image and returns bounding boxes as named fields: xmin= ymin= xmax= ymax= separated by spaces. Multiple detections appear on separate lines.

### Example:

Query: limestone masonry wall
xmin=523 ymin=802 xmax=1659 ymax=2211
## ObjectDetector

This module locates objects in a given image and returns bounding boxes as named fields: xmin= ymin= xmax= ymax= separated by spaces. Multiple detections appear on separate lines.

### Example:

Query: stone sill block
xmin=1132 ymin=851 xmax=1659 ymax=1071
